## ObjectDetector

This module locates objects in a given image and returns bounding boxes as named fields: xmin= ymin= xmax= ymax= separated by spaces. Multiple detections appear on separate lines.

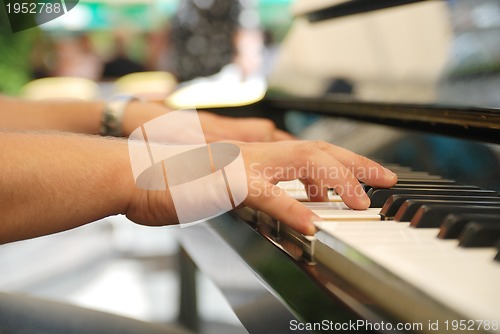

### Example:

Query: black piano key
xmin=378 ymin=164 xmax=412 ymax=172
xmin=394 ymin=200 xmax=500 ymax=222
xmin=495 ymin=240 xmax=500 ymax=262
xmin=390 ymin=184 xmax=478 ymax=189
xmin=392 ymin=174 xmax=443 ymax=180
xmin=410 ymin=205 xmax=500 ymax=228
xmin=362 ymin=178 xmax=455 ymax=190
xmin=365 ymin=176 xmax=456 ymax=193
xmin=380 ymin=195 xmax=500 ymax=220
xmin=395 ymin=179 xmax=456 ymax=184
xmin=438 ymin=214 xmax=500 ymax=239
xmin=363 ymin=181 xmax=467 ymax=193
xmin=367 ymin=188 xmax=498 ymax=208
xmin=458 ymin=222 xmax=500 ymax=248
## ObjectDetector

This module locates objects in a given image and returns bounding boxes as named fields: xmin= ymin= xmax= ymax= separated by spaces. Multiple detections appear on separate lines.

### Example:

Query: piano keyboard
xmin=243 ymin=164 xmax=500 ymax=333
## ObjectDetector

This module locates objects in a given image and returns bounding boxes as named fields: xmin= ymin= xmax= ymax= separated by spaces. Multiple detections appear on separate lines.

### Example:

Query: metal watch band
xmin=100 ymin=95 xmax=137 ymax=137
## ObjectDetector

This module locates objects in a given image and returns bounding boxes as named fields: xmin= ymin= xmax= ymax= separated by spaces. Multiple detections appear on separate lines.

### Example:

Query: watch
xmin=100 ymin=95 xmax=138 ymax=137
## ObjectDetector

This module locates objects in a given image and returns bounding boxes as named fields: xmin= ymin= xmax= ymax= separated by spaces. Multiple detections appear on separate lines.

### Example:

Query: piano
xmin=178 ymin=1 xmax=500 ymax=333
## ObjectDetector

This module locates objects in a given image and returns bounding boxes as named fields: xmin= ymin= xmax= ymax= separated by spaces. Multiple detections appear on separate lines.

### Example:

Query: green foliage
xmin=0 ymin=2 xmax=37 ymax=95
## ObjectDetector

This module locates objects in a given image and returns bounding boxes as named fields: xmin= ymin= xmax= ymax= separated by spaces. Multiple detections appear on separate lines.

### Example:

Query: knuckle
xmin=294 ymin=142 xmax=316 ymax=158
xmin=357 ymin=154 xmax=371 ymax=167
xmin=260 ymin=119 xmax=275 ymax=130
xmin=313 ymin=140 xmax=330 ymax=151
xmin=284 ymin=199 xmax=303 ymax=216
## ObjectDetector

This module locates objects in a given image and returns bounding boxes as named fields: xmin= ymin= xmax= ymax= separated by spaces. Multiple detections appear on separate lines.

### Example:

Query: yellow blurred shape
xmin=21 ymin=77 xmax=99 ymax=101
xmin=114 ymin=71 xmax=177 ymax=101
xmin=165 ymin=79 xmax=266 ymax=110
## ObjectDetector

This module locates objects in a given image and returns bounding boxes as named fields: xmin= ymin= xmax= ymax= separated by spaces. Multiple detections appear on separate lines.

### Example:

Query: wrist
xmin=121 ymin=100 xmax=172 ymax=137
xmin=106 ymin=139 xmax=137 ymax=216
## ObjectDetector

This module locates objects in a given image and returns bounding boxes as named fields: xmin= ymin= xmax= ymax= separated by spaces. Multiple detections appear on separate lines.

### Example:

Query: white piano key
xmin=278 ymin=180 xmax=343 ymax=201
xmin=304 ymin=202 xmax=350 ymax=209
xmin=276 ymin=180 xmax=305 ymax=190
xmin=368 ymin=245 xmax=500 ymax=322
xmin=277 ymin=172 xmax=499 ymax=325
xmin=284 ymin=189 xmax=343 ymax=202
xmin=315 ymin=221 xmax=500 ymax=323
xmin=313 ymin=208 xmax=382 ymax=220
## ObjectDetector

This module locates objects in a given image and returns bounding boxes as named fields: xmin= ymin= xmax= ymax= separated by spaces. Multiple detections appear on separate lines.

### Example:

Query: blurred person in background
xmin=51 ymin=33 xmax=103 ymax=80
xmin=169 ymin=0 xmax=263 ymax=83
xmin=145 ymin=24 xmax=172 ymax=72
xmin=102 ymin=30 xmax=146 ymax=80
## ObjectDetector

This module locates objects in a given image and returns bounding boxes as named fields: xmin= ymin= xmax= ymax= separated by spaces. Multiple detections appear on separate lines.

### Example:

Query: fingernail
xmin=361 ymin=193 xmax=371 ymax=208
xmin=307 ymin=216 xmax=322 ymax=235
xmin=307 ymin=224 xmax=318 ymax=236
xmin=383 ymin=167 xmax=396 ymax=178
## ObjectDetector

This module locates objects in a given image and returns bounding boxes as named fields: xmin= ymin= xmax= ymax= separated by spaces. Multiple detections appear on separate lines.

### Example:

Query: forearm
xmin=0 ymin=95 xmax=172 ymax=137
xmin=0 ymin=95 xmax=292 ymax=142
xmin=0 ymin=131 xmax=133 ymax=243
xmin=0 ymin=95 xmax=105 ymax=134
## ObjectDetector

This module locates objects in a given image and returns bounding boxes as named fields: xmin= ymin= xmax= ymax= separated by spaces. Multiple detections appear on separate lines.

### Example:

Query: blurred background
xmin=0 ymin=0 xmax=294 ymax=95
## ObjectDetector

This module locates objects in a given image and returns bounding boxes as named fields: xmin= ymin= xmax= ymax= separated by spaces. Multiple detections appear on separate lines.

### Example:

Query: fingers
xmin=272 ymin=129 xmax=297 ymax=141
xmin=312 ymin=141 xmax=397 ymax=188
xmin=246 ymin=141 xmax=394 ymax=210
xmin=241 ymin=140 xmax=398 ymax=235
xmin=243 ymin=119 xmax=294 ymax=142
xmin=301 ymin=178 xmax=329 ymax=202
xmin=293 ymin=148 xmax=370 ymax=209
xmin=199 ymin=112 xmax=295 ymax=143
xmin=245 ymin=180 xmax=318 ymax=235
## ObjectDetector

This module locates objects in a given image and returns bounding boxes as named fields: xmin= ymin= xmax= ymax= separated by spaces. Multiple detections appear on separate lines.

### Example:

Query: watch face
xmin=100 ymin=96 xmax=137 ymax=137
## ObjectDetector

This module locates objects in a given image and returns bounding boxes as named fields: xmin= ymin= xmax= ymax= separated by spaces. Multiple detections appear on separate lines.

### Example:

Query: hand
xmin=198 ymin=111 xmax=294 ymax=142
xmin=123 ymin=101 xmax=294 ymax=142
xmin=125 ymin=140 xmax=397 ymax=236
xmin=240 ymin=140 xmax=397 ymax=235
